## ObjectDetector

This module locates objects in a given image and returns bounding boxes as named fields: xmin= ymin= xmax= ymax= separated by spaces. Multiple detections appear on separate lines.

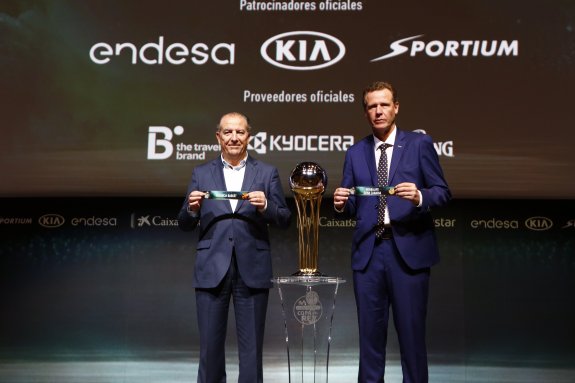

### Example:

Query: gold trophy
xmin=289 ymin=162 xmax=328 ymax=276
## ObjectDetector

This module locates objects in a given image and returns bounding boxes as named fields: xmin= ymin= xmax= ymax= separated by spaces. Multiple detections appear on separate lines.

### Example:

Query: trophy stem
xmin=293 ymin=187 xmax=323 ymax=276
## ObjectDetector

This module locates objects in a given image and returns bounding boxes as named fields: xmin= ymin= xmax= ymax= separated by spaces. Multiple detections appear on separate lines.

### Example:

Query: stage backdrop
xmin=1 ymin=1 xmax=574 ymax=382
xmin=1 ymin=0 xmax=574 ymax=198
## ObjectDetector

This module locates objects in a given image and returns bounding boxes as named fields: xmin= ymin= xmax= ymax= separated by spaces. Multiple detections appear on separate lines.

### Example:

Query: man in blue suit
xmin=334 ymin=82 xmax=451 ymax=382
xmin=178 ymin=112 xmax=291 ymax=383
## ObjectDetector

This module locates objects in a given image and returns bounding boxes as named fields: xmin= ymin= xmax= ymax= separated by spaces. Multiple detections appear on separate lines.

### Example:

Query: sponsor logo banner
xmin=0 ymin=217 xmax=33 ymax=225
xmin=372 ymin=35 xmax=519 ymax=61
xmin=261 ymin=31 xmax=345 ymax=70
xmin=525 ymin=216 xmax=553 ymax=231
xmin=131 ymin=214 xmax=179 ymax=228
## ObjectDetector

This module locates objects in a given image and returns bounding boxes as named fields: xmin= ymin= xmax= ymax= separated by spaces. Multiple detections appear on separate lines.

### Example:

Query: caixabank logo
xmin=131 ymin=213 xmax=178 ymax=228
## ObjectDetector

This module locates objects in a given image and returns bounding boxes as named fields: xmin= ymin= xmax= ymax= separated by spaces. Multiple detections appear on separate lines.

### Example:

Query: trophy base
xmin=291 ymin=270 xmax=324 ymax=277
xmin=273 ymin=275 xmax=345 ymax=382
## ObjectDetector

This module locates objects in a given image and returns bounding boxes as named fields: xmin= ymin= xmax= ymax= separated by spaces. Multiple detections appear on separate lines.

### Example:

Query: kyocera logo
xmin=525 ymin=217 xmax=553 ymax=231
xmin=39 ymin=214 xmax=65 ymax=228
xmin=260 ymin=31 xmax=346 ymax=70
xmin=371 ymin=35 xmax=519 ymax=61
xmin=249 ymin=132 xmax=268 ymax=154
xmin=248 ymin=131 xmax=353 ymax=154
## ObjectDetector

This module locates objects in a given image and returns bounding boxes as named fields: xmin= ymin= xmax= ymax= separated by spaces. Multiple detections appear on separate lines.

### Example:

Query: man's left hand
xmin=393 ymin=182 xmax=420 ymax=206
xmin=248 ymin=191 xmax=267 ymax=212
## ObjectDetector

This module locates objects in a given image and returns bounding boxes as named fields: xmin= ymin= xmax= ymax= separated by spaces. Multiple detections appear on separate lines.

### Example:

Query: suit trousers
xmin=195 ymin=252 xmax=269 ymax=383
xmin=353 ymin=238 xmax=430 ymax=383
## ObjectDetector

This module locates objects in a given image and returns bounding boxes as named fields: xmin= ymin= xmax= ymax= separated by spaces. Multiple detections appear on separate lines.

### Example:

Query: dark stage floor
xmin=1 ymin=351 xmax=574 ymax=383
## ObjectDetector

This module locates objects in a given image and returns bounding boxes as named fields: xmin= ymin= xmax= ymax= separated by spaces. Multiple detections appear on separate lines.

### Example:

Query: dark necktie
xmin=376 ymin=143 xmax=392 ymax=239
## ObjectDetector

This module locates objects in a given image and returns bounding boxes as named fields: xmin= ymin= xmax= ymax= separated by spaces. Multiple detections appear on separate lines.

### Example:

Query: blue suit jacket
xmin=338 ymin=129 xmax=451 ymax=271
xmin=178 ymin=155 xmax=291 ymax=288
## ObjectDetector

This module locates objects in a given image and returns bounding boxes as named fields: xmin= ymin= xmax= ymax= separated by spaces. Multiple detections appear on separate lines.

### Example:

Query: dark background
xmin=1 ymin=0 xmax=574 ymax=198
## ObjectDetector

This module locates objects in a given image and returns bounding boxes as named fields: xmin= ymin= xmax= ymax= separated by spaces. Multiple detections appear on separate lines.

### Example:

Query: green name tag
xmin=351 ymin=186 xmax=395 ymax=196
xmin=203 ymin=191 xmax=250 ymax=200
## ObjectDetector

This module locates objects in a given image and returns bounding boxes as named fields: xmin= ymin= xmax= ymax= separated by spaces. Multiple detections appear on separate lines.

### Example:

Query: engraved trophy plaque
xmin=274 ymin=162 xmax=345 ymax=383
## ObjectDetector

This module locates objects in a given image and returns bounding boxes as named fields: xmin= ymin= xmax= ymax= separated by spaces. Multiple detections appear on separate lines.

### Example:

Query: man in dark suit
xmin=334 ymin=82 xmax=451 ymax=383
xmin=178 ymin=112 xmax=291 ymax=383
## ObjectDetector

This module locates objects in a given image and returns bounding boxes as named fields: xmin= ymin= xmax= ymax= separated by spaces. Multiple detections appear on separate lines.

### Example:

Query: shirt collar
xmin=373 ymin=125 xmax=397 ymax=150
xmin=221 ymin=154 xmax=248 ymax=170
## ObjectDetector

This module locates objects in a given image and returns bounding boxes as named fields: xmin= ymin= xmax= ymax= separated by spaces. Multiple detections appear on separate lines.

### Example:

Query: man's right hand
xmin=188 ymin=191 xmax=206 ymax=212
xmin=333 ymin=187 xmax=351 ymax=211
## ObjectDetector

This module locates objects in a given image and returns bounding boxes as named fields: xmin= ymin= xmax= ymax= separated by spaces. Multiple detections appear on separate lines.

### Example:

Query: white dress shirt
xmin=373 ymin=129 xmax=396 ymax=226
xmin=221 ymin=154 xmax=247 ymax=212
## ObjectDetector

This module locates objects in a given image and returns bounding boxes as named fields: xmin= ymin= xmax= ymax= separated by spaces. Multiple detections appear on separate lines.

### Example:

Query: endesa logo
xmin=261 ymin=31 xmax=345 ymax=70
xmin=371 ymin=35 xmax=519 ymax=61
xmin=89 ymin=36 xmax=235 ymax=65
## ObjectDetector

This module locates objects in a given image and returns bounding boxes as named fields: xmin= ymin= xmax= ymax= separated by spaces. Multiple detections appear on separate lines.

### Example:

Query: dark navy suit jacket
xmin=178 ymin=155 xmax=291 ymax=288
xmin=338 ymin=129 xmax=451 ymax=271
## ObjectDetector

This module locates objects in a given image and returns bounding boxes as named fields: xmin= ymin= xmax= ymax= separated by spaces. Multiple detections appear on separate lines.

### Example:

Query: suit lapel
xmin=363 ymin=135 xmax=378 ymax=186
xmin=210 ymin=159 xmax=233 ymax=212
xmin=389 ymin=129 xmax=405 ymax=183
xmin=236 ymin=157 xmax=258 ymax=212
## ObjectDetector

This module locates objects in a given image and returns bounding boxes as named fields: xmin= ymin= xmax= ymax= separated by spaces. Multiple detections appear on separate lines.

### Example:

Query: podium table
xmin=273 ymin=276 xmax=345 ymax=383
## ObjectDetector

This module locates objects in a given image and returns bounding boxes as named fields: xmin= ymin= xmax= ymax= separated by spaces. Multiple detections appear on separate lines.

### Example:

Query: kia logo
xmin=39 ymin=214 xmax=65 ymax=228
xmin=260 ymin=31 xmax=345 ymax=70
xmin=525 ymin=216 xmax=553 ymax=231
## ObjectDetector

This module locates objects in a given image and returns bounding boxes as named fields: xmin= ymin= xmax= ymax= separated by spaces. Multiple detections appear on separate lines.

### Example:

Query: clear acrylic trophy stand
xmin=274 ymin=275 xmax=345 ymax=383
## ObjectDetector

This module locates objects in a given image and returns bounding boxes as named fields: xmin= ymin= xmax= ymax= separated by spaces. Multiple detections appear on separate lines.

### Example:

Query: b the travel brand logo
xmin=525 ymin=217 xmax=553 ymax=231
xmin=39 ymin=214 xmax=65 ymax=228
xmin=147 ymin=126 xmax=220 ymax=160
xmin=248 ymin=131 xmax=353 ymax=154
xmin=371 ymin=35 xmax=519 ymax=61
xmin=261 ymin=31 xmax=345 ymax=70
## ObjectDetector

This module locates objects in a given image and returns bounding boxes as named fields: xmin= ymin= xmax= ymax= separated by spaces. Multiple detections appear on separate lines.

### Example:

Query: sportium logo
xmin=261 ymin=31 xmax=346 ymax=70
xmin=371 ymin=35 xmax=519 ymax=61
